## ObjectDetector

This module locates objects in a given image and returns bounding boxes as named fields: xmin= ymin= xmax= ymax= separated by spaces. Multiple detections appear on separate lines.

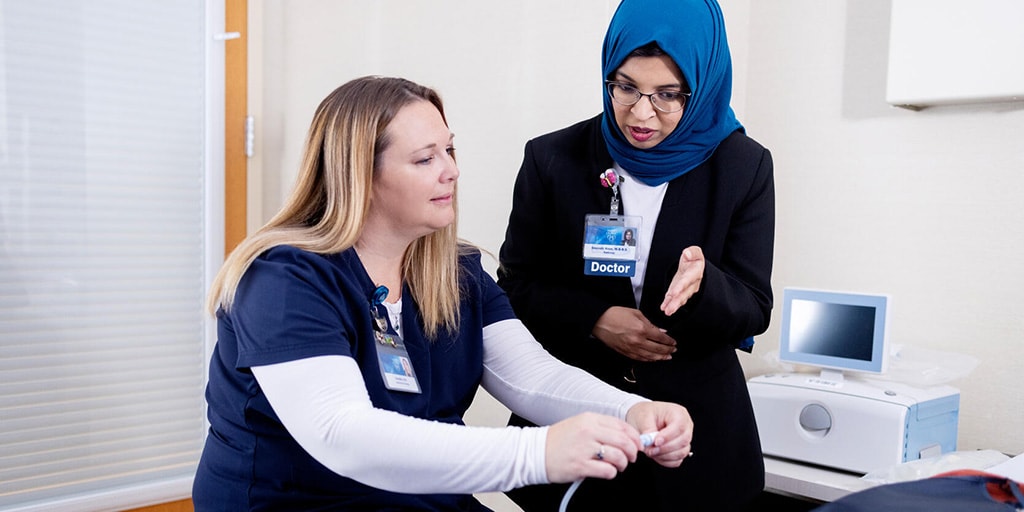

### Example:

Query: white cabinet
xmin=886 ymin=0 xmax=1024 ymax=109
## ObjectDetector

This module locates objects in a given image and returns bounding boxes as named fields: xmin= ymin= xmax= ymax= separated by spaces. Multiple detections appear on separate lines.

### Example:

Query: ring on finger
xmin=595 ymin=445 xmax=605 ymax=461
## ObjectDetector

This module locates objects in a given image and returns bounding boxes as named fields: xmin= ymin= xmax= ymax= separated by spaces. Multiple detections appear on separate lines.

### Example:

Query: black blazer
xmin=498 ymin=114 xmax=774 ymax=510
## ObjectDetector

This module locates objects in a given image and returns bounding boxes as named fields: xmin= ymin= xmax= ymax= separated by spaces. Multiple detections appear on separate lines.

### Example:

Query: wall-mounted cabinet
xmin=886 ymin=0 xmax=1024 ymax=109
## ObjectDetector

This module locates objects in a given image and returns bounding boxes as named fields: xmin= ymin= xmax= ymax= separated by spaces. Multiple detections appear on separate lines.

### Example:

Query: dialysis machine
xmin=747 ymin=288 xmax=960 ymax=474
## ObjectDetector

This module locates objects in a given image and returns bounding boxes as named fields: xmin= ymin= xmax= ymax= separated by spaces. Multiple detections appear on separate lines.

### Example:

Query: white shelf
xmin=764 ymin=456 xmax=876 ymax=502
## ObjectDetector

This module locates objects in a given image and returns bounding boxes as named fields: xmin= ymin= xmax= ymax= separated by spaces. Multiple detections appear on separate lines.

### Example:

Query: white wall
xmin=738 ymin=1 xmax=1024 ymax=457
xmin=248 ymin=0 xmax=623 ymax=258
xmin=248 ymin=2 xmax=1024 ymax=504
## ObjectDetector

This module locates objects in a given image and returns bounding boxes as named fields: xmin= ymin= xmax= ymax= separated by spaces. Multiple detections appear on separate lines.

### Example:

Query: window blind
xmin=0 ymin=1 xmax=217 ymax=509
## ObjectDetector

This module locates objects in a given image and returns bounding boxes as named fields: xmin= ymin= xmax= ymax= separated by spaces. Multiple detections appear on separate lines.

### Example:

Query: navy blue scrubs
xmin=193 ymin=246 xmax=515 ymax=511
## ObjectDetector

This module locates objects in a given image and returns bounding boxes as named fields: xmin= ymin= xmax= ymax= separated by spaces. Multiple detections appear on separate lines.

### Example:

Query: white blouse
xmin=615 ymin=163 xmax=669 ymax=307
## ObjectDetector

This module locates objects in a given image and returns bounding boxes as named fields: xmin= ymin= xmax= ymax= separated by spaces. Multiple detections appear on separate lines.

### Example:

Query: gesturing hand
xmin=660 ymin=246 xmax=705 ymax=316
xmin=592 ymin=306 xmax=676 ymax=362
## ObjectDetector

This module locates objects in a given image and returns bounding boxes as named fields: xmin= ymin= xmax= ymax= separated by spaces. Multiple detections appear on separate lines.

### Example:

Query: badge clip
xmin=600 ymin=168 xmax=620 ymax=216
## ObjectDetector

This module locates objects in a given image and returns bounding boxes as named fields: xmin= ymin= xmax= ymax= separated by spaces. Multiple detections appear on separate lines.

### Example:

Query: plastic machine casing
xmin=748 ymin=372 xmax=960 ymax=474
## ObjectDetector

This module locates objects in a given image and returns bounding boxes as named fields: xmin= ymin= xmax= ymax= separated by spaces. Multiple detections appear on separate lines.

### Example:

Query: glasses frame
xmin=605 ymin=80 xmax=691 ymax=114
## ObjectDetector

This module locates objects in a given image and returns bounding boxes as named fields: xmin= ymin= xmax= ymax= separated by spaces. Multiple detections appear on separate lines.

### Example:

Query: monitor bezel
xmin=778 ymin=287 xmax=890 ymax=374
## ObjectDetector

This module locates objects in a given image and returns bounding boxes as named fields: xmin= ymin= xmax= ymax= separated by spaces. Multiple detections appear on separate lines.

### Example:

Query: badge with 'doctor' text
xmin=583 ymin=214 xmax=641 ymax=277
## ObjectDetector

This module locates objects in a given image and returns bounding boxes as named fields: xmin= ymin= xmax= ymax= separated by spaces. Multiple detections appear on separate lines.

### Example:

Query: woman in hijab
xmin=498 ymin=0 xmax=774 ymax=509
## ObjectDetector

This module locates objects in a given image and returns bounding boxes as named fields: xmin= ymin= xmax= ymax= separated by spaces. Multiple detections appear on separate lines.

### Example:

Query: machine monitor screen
xmin=778 ymin=288 xmax=890 ymax=374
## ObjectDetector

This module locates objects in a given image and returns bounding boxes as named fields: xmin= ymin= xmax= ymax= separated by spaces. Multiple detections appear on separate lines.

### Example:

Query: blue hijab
xmin=601 ymin=0 xmax=743 ymax=186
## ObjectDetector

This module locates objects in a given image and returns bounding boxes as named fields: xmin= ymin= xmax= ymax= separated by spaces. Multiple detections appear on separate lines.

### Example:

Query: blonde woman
xmin=192 ymin=76 xmax=693 ymax=511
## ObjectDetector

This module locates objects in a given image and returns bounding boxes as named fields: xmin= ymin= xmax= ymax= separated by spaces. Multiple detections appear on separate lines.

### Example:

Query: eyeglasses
xmin=605 ymin=81 xmax=691 ymax=113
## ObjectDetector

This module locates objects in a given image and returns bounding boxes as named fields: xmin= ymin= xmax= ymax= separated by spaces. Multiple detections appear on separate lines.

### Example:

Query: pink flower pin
xmin=600 ymin=169 xmax=618 ymax=188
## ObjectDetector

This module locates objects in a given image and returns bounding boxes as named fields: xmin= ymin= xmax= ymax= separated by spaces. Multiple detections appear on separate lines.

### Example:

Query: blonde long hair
xmin=207 ymin=76 xmax=462 ymax=339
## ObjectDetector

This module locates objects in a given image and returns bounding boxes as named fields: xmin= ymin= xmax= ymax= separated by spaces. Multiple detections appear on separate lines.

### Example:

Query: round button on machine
xmin=799 ymin=403 xmax=832 ymax=438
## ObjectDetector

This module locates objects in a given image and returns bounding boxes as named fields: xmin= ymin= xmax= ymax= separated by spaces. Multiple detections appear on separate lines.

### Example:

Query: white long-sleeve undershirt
xmin=251 ymin=318 xmax=647 ymax=495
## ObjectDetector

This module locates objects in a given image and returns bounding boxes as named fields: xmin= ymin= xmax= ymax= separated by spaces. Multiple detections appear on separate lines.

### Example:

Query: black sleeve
xmin=662 ymin=139 xmax=775 ymax=349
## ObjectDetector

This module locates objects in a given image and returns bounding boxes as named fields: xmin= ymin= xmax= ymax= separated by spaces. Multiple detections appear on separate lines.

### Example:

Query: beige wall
xmin=247 ymin=2 xmax=1024 ymax=508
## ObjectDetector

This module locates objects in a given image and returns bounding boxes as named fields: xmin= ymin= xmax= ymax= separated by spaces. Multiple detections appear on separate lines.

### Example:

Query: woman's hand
xmin=661 ymin=246 xmax=705 ymax=316
xmin=625 ymin=401 xmax=694 ymax=468
xmin=592 ymin=306 xmax=676 ymax=362
xmin=544 ymin=412 xmax=642 ymax=483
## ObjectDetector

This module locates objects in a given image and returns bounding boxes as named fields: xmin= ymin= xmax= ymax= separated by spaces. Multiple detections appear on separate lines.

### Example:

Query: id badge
xmin=371 ymin=304 xmax=421 ymax=394
xmin=583 ymin=214 xmax=641 ymax=277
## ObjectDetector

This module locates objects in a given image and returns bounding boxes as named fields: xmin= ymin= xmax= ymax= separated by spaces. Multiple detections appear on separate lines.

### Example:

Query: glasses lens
xmin=608 ymin=83 xmax=639 ymax=106
xmin=650 ymin=92 xmax=686 ymax=113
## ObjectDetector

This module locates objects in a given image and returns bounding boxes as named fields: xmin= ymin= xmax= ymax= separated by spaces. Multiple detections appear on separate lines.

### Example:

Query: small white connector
xmin=640 ymin=432 xmax=656 ymax=448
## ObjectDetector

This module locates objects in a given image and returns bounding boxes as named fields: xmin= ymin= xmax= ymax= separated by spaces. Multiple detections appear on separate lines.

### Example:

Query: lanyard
xmin=370 ymin=285 xmax=397 ymax=345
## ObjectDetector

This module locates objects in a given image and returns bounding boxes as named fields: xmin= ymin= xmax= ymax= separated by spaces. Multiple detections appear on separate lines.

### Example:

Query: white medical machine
xmin=748 ymin=288 xmax=960 ymax=474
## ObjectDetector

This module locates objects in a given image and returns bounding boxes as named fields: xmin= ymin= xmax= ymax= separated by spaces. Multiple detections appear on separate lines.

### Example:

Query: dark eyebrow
xmin=615 ymin=71 xmax=683 ymax=91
